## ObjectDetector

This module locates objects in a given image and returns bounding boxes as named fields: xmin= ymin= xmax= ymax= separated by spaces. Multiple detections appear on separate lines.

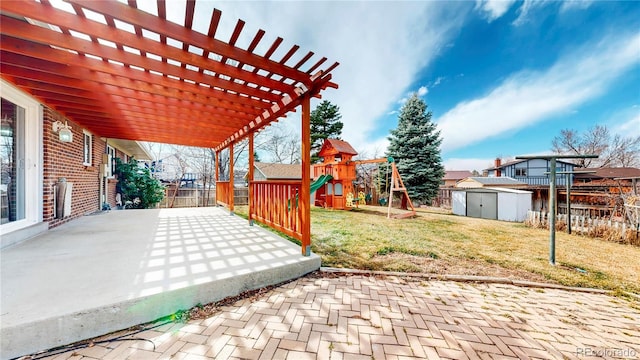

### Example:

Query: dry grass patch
xmin=234 ymin=205 xmax=640 ymax=294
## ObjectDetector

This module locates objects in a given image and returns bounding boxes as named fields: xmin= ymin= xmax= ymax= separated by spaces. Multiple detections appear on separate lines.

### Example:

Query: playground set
xmin=311 ymin=139 xmax=416 ymax=219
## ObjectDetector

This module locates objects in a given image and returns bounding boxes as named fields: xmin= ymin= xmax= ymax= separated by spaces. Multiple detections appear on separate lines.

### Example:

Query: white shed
xmin=452 ymin=187 xmax=532 ymax=222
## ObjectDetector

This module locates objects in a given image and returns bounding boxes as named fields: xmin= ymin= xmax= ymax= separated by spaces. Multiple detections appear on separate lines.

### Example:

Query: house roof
xmin=108 ymin=139 xmax=151 ymax=160
xmin=254 ymin=162 xmax=303 ymax=180
xmin=459 ymin=177 xmax=527 ymax=186
xmin=485 ymin=158 xmax=575 ymax=171
xmin=318 ymin=139 xmax=358 ymax=157
xmin=443 ymin=170 xmax=473 ymax=181
xmin=574 ymin=167 xmax=640 ymax=180
xmin=0 ymin=1 xmax=338 ymax=150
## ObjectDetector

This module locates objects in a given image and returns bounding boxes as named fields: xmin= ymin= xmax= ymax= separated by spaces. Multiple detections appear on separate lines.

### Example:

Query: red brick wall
xmin=43 ymin=107 xmax=105 ymax=228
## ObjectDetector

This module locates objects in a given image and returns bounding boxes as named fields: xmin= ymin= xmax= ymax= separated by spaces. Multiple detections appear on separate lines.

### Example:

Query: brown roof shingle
xmin=318 ymin=139 xmax=358 ymax=157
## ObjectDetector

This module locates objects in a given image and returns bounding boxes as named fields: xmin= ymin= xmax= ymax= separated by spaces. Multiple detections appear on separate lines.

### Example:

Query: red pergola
xmin=0 ymin=0 xmax=339 ymax=255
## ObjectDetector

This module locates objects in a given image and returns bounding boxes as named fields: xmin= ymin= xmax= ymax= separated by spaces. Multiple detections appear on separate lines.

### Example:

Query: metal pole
xmin=566 ymin=173 xmax=572 ymax=235
xmin=549 ymin=158 xmax=557 ymax=266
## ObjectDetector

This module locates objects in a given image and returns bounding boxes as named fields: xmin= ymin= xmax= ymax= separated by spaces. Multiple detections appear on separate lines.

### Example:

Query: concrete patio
xmin=0 ymin=207 xmax=320 ymax=360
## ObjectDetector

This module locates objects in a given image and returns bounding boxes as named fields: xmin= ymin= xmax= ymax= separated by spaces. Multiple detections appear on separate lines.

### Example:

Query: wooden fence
xmin=526 ymin=210 xmax=639 ymax=242
xmin=159 ymin=186 xmax=248 ymax=208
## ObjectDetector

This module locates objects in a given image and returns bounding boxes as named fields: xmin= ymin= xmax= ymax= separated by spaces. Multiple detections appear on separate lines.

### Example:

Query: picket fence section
xmin=526 ymin=210 xmax=633 ymax=236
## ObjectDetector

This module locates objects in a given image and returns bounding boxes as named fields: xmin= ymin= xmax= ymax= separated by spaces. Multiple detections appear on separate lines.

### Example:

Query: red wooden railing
xmin=250 ymin=180 xmax=303 ymax=241
xmin=216 ymin=181 xmax=230 ymax=206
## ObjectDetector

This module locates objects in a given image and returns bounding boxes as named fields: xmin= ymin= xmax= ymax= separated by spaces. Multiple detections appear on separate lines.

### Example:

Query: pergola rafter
xmin=0 ymin=0 xmax=339 ymax=255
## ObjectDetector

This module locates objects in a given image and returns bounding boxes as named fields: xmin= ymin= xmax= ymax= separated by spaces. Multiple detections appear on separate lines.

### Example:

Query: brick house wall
xmin=42 ymin=107 xmax=105 ymax=228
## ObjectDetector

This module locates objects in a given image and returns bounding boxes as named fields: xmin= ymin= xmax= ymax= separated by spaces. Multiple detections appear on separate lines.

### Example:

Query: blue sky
xmin=88 ymin=1 xmax=640 ymax=171
xmin=202 ymin=0 xmax=639 ymax=171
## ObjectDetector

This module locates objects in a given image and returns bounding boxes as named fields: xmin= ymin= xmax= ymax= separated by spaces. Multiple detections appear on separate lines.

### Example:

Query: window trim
xmin=82 ymin=130 xmax=92 ymax=166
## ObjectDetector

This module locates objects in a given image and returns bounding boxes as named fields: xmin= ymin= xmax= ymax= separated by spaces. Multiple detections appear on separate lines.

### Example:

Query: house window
xmin=106 ymin=145 xmax=116 ymax=177
xmin=83 ymin=130 xmax=92 ymax=166
xmin=515 ymin=168 xmax=527 ymax=177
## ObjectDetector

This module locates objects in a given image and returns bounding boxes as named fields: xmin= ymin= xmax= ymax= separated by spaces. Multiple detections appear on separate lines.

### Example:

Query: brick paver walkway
xmin=43 ymin=274 xmax=639 ymax=360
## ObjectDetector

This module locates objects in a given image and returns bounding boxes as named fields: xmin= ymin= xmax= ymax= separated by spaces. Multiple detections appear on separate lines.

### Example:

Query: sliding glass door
xmin=1 ymin=80 xmax=42 ymax=237
xmin=1 ymin=98 xmax=25 ymax=224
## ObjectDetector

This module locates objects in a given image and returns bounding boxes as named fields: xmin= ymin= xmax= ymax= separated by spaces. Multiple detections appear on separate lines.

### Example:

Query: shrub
xmin=115 ymin=157 xmax=164 ymax=209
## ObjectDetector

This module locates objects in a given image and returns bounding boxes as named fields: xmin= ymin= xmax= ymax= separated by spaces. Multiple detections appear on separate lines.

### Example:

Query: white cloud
xmin=417 ymin=86 xmax=428 ymax=96
xmin=512 ymin=0 xmax=550 ymax=26
xmin=513 ymin=0 xmax=593 ymax=26
xmin=560 ymin=0 xmax=594 ymax=12
xmin=432 ymin=76 xmax=445 ymax=87
xmin=188 ymin=2 xmax=469 ymax=153
xmin=610 ymin=106 xmax=640 ymax=136
xmin=475 ymin=0 xmax=517 ymax=22
xmin=436 ymin=33 xmax=640 ymax=152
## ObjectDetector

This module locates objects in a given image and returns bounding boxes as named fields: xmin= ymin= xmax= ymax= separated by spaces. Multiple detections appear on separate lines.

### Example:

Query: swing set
xmin=311 ymin=138 xmax=415 ymax=219
xmin=351 ymin=157 xmax=416 ymax=219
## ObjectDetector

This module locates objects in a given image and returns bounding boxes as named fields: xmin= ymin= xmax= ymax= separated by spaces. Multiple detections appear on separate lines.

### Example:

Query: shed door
xmin=466 ymin=192 xmax=497 ymax=220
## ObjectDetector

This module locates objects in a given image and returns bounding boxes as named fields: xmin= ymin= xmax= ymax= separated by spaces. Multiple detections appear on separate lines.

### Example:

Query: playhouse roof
xmin=0 ymin=1 xmax=338 ymax=150
xmin=318 ymin=139 xmax=358 ymax=157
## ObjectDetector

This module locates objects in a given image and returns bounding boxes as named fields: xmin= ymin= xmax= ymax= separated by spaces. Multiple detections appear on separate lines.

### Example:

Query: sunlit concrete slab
xmin=0 ymin=207 xmax=320 ymax=360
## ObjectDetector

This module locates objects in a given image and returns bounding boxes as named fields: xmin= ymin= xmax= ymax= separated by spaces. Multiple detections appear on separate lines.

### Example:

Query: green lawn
xmin=235 ymin=205 xmax=640 ymax=295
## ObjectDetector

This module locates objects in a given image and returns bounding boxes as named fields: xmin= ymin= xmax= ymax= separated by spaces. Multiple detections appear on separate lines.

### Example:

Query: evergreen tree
xmin=310 ymin=100 xmax=343 ymax=163
xmin=387 ymin=94 xmax=445 ymax=204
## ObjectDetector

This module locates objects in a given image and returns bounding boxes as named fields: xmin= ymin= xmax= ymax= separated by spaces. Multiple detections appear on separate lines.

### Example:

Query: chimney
xmin=495 ymin=158 xmax=502 ymax=177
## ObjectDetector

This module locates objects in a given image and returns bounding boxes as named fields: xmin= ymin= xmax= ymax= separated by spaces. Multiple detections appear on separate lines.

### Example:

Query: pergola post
xmin=215 ymin=151 xmax=219 ymax=205
xmin=229 ymin=143 xmax=234 ymax=214
xmin=300 ymin=95 xmax=311 ymax=256
xmin=248 ymin=133 xmax=254 ymax=225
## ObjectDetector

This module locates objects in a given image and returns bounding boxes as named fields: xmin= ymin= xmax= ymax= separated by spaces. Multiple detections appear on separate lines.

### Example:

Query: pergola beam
xmin=67 ymin=0 xmax=314 ymax=86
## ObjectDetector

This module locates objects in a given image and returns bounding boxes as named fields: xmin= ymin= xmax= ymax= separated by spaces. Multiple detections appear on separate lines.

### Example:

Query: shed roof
xmin=0 ymin=1 xmax=338 ymax=150
xmin=318 ymin=139 xmax=358 ymax=157
xmin=459 ymin=177 xmax=527 ymax=186
xmin=452 ymin=187 xmax=532 ymax=194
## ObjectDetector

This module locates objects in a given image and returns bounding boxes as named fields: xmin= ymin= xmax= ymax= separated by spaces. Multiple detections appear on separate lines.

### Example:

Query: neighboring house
xmin=574 ymin=167 xmax=640 ymax=184
xmin=486 ymin=158 xmax=576 ymax=186
xmin=253 ymin=162 xmax=307 ymax=181
xmin=433 ymin=170 xmax=473 ymax=208
xmin=456 ymin=177 xmax=528 ymax=189
xmin=1 ymin=80 xmax=151 ymax=248
xmin=442 ymin=170 xmax=473 ymax=187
